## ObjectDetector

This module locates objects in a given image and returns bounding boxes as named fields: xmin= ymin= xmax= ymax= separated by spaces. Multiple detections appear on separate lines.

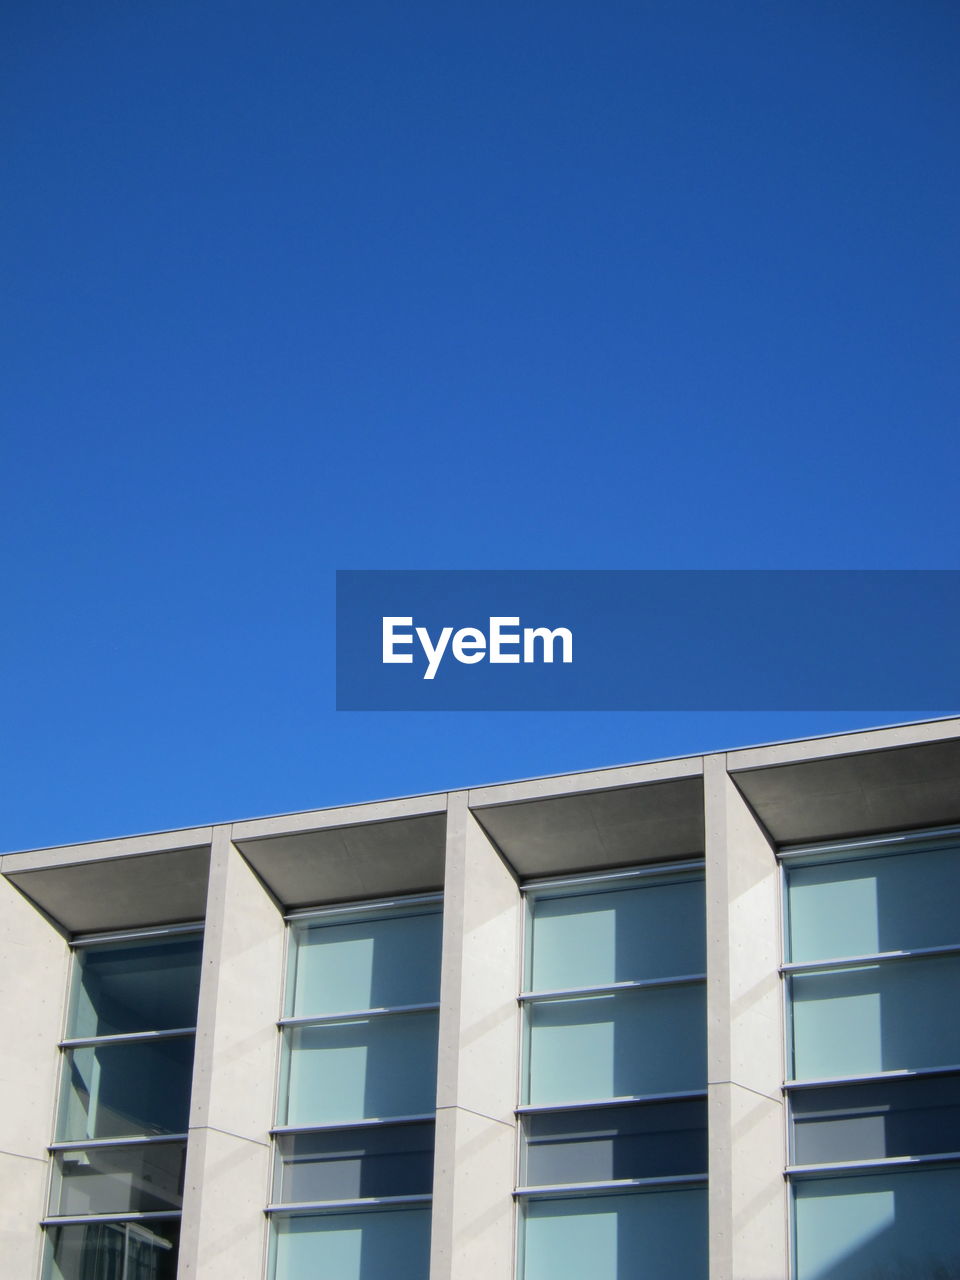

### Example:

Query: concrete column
xmin=0 ymin=867 xmax=70 ymax=1276
xmin=704 ymin=754 xmax=788 ymax=1280
xmin=179 ymin=825 xmax=286 ymax=1279
xmin=431 ymin=792 xmax=522 ymax=1280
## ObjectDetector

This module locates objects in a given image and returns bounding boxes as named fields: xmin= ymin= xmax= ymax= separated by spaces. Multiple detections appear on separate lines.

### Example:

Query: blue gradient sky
xmin=2 ymin=1 xmax=958 ymax=849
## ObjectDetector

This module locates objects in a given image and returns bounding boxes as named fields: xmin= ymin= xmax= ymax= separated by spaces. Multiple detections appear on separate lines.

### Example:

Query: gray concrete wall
xmin=0 ymin=869 xmax=69 ymax=1276
xmin=178 ymin=825 xmax=285 ymax=1279
xmin=431 ymin=793 xmax=522 ymax=1280
xmin=705 ymin=755 xmax=787 ymax=1280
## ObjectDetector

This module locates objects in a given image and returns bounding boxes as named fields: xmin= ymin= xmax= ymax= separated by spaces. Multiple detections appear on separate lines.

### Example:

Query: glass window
xmin=519 ymin=871 xmax=707 ymax=1280
xmin=529 ymin=879 xmax=705 ymax=991
xmin=281 ymin=1011 xmax=439 ymax=1126
xmin=272 ymin=901 xmax=440 ymax=1280
xmin=50 ymin=1142 xmax=186 ymax=1217
xmin=790 ymin=954 xmax=960 ymax=1079
xmin=787 ymin=843 xmax=960 ymax=963
xmin=276 ymin=1123 xmax=435 ymax=1204
xmin=289 ymin=910 xmax=442 ymax=1017
xmin=43 ymin=930 xmax=202 ymax=1280
xmin=68 ymin=937 xmax=203 ymax=1038
xmin=57 ymin=1037 xmax=195 ymax=1140
xmin=271 ymin=1208 xmax=432 ymax=1280
xmin=792 ymin=1075 xmax=960 ymax=1166
xmin=794 ymin=1165 xmax=960 ymax=1280
xmin=522 ymin=1188 xmax=708 ymax=1280
xmin=43 ymin=1220 xmax=181 ymax=1280
xmin=521 ymin=1100 xmax=707 ymax=1187
xmin=525 ymin=985 xmax=706 ymax=1104
xmin=785 ymin=834 xmax=960 ymax=1280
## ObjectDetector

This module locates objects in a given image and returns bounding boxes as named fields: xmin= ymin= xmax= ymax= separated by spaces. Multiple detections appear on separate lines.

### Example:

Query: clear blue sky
xmin=2 ymin=0 xmax=958 ymax=851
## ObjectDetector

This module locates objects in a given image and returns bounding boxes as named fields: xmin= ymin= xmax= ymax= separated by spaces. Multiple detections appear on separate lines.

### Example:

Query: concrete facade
xmin=3 ymin=714 xmax=960 ymax=1280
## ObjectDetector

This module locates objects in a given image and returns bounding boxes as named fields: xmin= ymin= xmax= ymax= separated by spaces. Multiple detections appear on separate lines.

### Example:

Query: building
xmin=3 ymin=715 xmax=960 ymax=1280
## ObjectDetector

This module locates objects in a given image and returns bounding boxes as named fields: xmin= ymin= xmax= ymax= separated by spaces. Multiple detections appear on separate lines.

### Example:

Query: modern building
xmin=3 ymin=715 xmax=960 ymax=1280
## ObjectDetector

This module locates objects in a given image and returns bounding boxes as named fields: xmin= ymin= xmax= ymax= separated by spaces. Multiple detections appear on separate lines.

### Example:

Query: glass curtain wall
xmin=517 ymin=866 xmax=708 ymax=1280
xmin=783 ymin=829 xmax=960 ymax=1280
xmin=268 ymin=896 xmax=442 ymax=1280
xmin=42 ymin=928 xmax=204 ymax=1280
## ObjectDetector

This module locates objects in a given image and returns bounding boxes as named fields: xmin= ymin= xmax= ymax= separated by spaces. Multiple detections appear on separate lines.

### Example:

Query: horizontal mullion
xmin=783 ymin=942 xmax=960 ymax=975
xmin=266 ymin=1194 xmax=432 ymax=1215
xmin=517 ymin=1090 xmax=706 ymax=1115
xmin=779 ymin=825 xmax=960 ymax=862
xmin=272 ymin=1114 xmax=435 ymax=1136
xmin=285 ymin=893 xmax=443 ymax=924
xmin=60 ymin=1027 xmax=196 ymax=1049
xmin=522 ymin=861 xmax=705 ymax=895
xmin=42 ymin=1211 xmax=182 ymax=1226
xmin=279 ymin=1002 xmax=439 ymax=1028
xmin=71 ymin=922 xmax=204 ymax=947
xmin=787 ymin=1151 xmax=960 ymax=1179
xmin=785 ymin=1064 xmax=960 ymax=1091
xmin=50 ymin=1133 xmax=188 ymax=1152
xmin=520 ymin=974 xmax=705 ymax=1002
xmin=515 ymin=1174 xmax=708 ymax=1199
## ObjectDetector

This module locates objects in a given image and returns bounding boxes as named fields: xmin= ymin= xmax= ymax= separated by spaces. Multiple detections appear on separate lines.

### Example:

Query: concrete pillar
xmin=0 ymin=868 xmax=70 ymax=1276
xmin=704 ymin=754 xmax=787 ymax=1280
xmin=431 ymin=792 xmax=522 ymax=1280
xmin=179 ymin=825 xmax=285 ymax=1278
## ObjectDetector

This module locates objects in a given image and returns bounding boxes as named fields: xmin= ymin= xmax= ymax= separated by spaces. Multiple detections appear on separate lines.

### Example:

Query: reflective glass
xmin=794 ymin=1165 xmax=960 ymax=1280
xmin=525 ymin=985 xmax=706 ymax=1105
xmin=791 ymin=1075 xmax=960 ymax=1166
xmin=522 ymin=1100 xmax=707 ymax=1187
xmin=787 ymin=844 xmax=960 ymax=964
xmin=522 ymin=1188 xmax=707 ymax=1280
xmin=281 ymin=1012 xmax=439 ymax=1125
xmin=529 ymin=878 xmax=705 ymax=991
xmin=58 ymin=1037 xmax=194 ymax=1140
xmin=43 ymin=1219 xmax=180 ymax=1280
xmin=276 ymin=1123 xmax=435 ymax=1203
xmin=69 ymin=937 xmax=203 ymax=1038
xmin=272 ymin=1206 xmax=431 ymax=1280
xmin=790 ymin=956 xmax=960 ymax=1079
xmin=50 ymin=1142 xmax=186 ymax=1216
xmin=290 ymin=911 xmax=442 ymax=1017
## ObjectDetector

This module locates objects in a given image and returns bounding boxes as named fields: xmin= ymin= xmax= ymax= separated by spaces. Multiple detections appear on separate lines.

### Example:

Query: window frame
xmin=514 ymin=863 xmax=709 ymax=1279
xmin=779 ymin=826 xmax=960 ymax=1280
xmin=41 ymin=923 xmax=204 ymax=1278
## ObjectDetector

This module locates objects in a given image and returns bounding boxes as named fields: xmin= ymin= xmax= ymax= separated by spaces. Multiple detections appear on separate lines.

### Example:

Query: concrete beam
xmin=731 ymin=737 xmax=960 ymax=846
xmin=179 ymin=826 xmax=285 ymax=1279
xmin=0 ymin=871 xmax=70 ymax=1275
xmin=471 ymin=774 xmax=704 ymax=878
xmin=705 ymin=755 xmax=787 ymax=1280
xmin=234 ymin=812 xmax=447 ymax=908
xmin=431 ymin=794 xmax=521 ymax=1280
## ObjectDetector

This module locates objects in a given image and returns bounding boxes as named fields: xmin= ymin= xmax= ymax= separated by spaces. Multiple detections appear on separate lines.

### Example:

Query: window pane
xmin=50 ymin=1142 xmax=186 ymax=1216
xmin=282 ymin=1013 xmax=439 ymax=1125
xmin=522 ymin=1188 xmax=707 ymax=1280
xmin=290 ymin=911 xmax=442 ymax=1017
xmin=58 ymin=1038 xmax=194 ymax=1140
xmin=788 ymin=844 xmax=960 ymax=963
xmin=522 ymin=1100 xmax=707 ymax=1187
xmin=69 ymin=937 xmax=203 ymax=1038
xmin=43 ymin=1219 xmax=180 ymax=1280
xmin=276 ymin=1123 xmax=435 ymax=1203
xmin=525 ymin=985 xmax=706 ymax=1104
xmin=530 ymin=879 xmax=705 ymax=991
xmin=790 ymin=956 xmax=960 ymax=1079
xmin=794 ymin=1165 xmax=960 ymax=1280
xmin=272 ymin=1207 xmax=431 ymax=1280
xmin=792 ymin=1075 xmax=960 ymax=1166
